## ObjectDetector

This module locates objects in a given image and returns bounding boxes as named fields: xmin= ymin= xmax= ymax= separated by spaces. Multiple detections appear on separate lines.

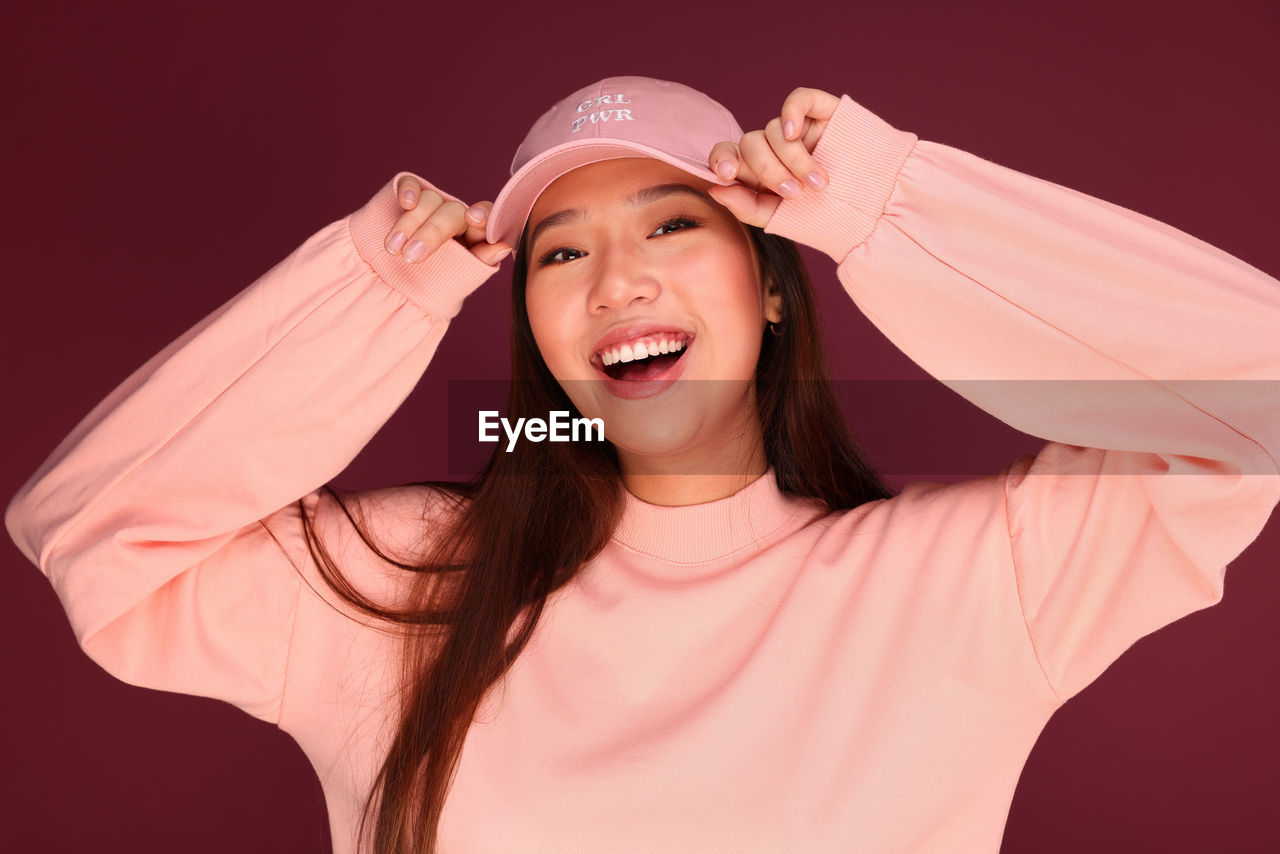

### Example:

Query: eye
xmin=536 ymin=216 xmax=702 ymax=266
xmin=650 ymin=217 xmax=701 ymax=237
xmin=538 ymin=246 xmax=585 ymax=266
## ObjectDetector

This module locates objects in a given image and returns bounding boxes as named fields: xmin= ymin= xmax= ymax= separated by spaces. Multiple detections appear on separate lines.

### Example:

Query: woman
xmin=7 ymin=76 xmax=1278 ymax=853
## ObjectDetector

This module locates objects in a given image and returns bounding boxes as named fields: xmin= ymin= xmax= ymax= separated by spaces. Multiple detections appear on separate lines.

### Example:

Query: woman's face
xmin=524 ymin=157 xmax=782 ymax=471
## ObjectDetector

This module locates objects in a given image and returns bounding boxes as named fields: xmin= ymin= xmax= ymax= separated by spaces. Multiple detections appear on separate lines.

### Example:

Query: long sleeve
xmin=4 ymin=173 xmax=498 ymax=724
xmin=765 ymin=96 xmax=1280 ymax=702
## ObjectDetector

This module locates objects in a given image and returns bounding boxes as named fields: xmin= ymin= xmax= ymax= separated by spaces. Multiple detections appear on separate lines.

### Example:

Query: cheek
xmin=697 ymin=254 xmax=767 ymax=377
xmin=525 ymin=285 xmax=577 ymax=376
xmin=690 ymin=249 xmax=766 ymax=331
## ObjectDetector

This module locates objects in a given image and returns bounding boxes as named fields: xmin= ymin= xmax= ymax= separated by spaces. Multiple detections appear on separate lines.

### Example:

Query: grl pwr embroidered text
xmin=571 ymin=94 xmax=633 ymax=133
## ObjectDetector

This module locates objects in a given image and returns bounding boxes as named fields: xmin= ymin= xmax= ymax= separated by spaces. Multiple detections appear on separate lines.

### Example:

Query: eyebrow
xmin=526 ymin=183 xmax=713 ymax=251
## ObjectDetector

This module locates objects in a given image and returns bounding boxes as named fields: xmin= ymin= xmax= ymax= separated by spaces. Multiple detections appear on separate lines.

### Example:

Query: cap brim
xmin=486 ymin=139 xmax=734 ymax=248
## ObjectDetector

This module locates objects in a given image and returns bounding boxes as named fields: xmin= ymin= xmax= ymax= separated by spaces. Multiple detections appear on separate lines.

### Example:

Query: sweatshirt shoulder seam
xmin=1002 ymin=466 xmax=1066 ymax=704
xmin=256 ymin=511 xmax=306 ymax=729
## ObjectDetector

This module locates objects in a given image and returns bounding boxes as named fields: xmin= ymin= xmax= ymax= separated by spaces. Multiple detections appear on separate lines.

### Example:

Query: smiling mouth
xmin=592 ymin=333 xmax=693 ymax=382
xmin=601 ymin=347 xmax=688 ymax=381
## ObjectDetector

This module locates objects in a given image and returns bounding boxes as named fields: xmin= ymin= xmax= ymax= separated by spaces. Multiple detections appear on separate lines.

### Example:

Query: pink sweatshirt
xmin=7 ymin=95 xmax=1279 ymax=853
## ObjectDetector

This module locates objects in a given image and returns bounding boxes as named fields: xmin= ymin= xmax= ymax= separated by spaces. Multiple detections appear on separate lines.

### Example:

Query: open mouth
xmin=593 ymin=334 xmax=692 ymax=382
xmin=602 ymin=347 xmax=688 ymax=381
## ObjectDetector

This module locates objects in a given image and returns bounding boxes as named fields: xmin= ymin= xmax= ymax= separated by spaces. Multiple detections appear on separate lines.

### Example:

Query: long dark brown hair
xmin=297 ymin=222 xmax=895 ymax=852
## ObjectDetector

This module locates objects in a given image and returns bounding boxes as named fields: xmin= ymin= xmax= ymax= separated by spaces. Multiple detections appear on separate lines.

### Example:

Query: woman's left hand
xmin=706 ymin=87 xmax=841 ymax=227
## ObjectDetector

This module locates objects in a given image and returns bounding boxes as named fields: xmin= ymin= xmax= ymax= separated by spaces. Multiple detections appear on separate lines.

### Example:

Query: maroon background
xmin=3 ymin=0 xmax=1277 ymax=850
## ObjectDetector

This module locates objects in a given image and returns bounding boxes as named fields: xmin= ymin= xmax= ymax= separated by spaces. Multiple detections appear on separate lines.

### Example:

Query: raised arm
xmin=711 ymin=89 xmax=1280 ymax=701
xmin=4 ymin=173 xmax=502 ymax=723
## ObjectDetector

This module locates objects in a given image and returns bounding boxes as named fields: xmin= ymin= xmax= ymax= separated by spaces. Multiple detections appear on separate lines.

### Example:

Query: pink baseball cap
xmin=486 ymin=76 xmax=743 ymax=248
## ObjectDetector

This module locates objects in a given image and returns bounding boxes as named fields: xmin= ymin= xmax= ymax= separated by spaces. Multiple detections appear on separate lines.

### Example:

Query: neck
xmin=618 ymin=428 xmax=769 ymax=507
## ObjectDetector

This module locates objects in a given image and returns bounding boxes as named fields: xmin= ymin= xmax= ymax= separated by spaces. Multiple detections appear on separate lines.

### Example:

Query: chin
xmin=556 ymin=374 xmax=759 ymax=467
xmin=604 ymin=419 xmax=708 ymax=463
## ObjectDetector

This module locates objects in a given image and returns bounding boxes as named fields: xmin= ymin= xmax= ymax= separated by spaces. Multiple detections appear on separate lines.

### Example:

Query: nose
xmin=587 ymin=241 xmax=660 ymax=314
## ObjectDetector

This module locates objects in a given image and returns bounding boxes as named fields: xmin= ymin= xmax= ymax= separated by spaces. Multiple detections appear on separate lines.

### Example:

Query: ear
xmin=763 ymin=272 xmax=783 ymax=325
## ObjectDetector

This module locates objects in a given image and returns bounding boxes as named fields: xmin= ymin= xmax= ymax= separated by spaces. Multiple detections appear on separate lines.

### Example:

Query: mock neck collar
xmin=609 ymin=468 xmax=812 ymax=564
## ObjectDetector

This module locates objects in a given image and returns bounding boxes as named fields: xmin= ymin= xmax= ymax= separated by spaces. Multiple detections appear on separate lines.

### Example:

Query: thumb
xmin=470 ymin=241 xmax=513 ymax=266
xmin=707 ymin=184 xmax=781 ymax=229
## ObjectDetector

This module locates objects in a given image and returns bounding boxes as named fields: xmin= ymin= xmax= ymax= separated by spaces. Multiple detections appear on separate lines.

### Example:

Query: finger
xmin=739 ymin=128 xmax=804 ymax=200
xmin=708 ymin=141 xmax=742 ymax=182
xmin=765 ymin=118 xmax=828 ymax=191
xmin=396 ymin=174 xmax=423 ymax=209
xmin=779 ymin=87 xmax=841 ymax=140
xmin=729 ymin=153 xmax=764 ymax=192
xmin=403 ymin=199 xmax=468 ymax=262
xmin=463 ymin=200 xmax=493 ymax=246
xmin=799 ymin=116 xmax=826 ymax=151
xmin=470 ymin=240 xmax=513 ymax=266
xmin=386 ymin=189 xmax=446 ymax=254
xmin=706 ymin=183 xmax=781 ymax=229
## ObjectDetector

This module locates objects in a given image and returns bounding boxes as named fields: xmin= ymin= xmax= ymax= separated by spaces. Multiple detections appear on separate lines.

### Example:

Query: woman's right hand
xmin=384 ymin=174 xmax=512 ymax=266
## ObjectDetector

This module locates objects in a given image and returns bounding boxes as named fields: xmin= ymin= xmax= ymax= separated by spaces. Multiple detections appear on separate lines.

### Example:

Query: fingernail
xmin=783 ymin=120 xmax=796 ymax=139
xmin=779 ymin=179 xmax=801 ymax=198
xmin=402 ymin=189 xmax=417 ymax=206
xmin=495 ymin=248 xmax=512 ymax=263
xmin=467 ymin=206 xmax=488 ymax=224
xmin=387 ymin=231 xmax=407 ymax=253
xmin=805 ymin=171 xmax=828 ymax=190
xmin=715 ymin=159 xmax=736 ymax=180
xmin=403 ymin=239 xmax=426 ymax=262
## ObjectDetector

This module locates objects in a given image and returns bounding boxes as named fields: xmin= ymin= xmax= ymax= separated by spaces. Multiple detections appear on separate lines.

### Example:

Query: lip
xmin=591 ymin=337 xmax=693 ymax=400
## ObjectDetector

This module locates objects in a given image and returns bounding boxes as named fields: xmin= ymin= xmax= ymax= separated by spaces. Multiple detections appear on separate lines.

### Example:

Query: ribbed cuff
xmin=346 ymin=172 xmax=501 ymax=318
xmin=764 ymin=96 xmax=918 ymax=263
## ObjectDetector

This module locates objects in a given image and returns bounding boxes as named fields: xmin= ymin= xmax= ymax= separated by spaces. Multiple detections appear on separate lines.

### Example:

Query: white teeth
xmin=597 ymin=334 xmax=689 ymax=367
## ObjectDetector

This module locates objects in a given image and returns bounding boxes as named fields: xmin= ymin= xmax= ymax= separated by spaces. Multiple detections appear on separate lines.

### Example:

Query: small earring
xmin=767 ymin=320 xmax=783 ymax=337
